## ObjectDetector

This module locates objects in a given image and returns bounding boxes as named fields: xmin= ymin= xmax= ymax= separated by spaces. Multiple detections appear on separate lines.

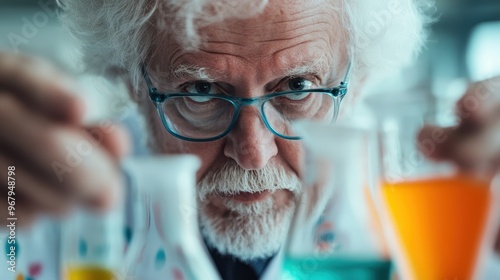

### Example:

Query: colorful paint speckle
xmin=172 ymin=267 xmax=184 ymax=280
xmin=78 ymin=238 xmax=87 ymax=257
xmin=28 ymin=262 xmax=42 ymax=277
xmin=124 ymin=226 xmax=133 ymax=244
xmin=12 ymin=261 xmax=43 ymax=280
xmin=155 ymin=248 xmax=166 ymax=270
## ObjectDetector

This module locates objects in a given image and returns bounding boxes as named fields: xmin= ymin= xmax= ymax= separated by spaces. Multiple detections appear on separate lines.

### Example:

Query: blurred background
xmin=1 ymin=0 xmax=500 ymax=123
xmin=0 ymin=0 xmax=133 ymax=125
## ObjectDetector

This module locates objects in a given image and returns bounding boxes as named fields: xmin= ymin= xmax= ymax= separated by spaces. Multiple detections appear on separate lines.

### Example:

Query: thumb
xmin=82 ymin=123 xmax=131 ymax=160
xmin=417 ymin=125 xmax=454 ymax=160
xmin=79 ymin=123 xmax=131 ymax=210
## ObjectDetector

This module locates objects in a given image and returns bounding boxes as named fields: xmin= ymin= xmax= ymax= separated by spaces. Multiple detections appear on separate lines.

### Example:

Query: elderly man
xmin=0 ymin=0 xmax=499 ymax=279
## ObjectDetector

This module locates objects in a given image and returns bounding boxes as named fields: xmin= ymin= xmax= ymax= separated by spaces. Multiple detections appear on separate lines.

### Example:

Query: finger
xmin=68 ymin=123 xmax=130 ymax=210
xmin=0 ymin=52 xmax=85 ymax=123
xmin=456 ymin=77 xmax=500 ymax=128
xmin=44 ymin=130 xmax=124 ymax=210
xmin=0 ymin=94 xmax=62 ymax=177
xmin=0 ymin=156 xmax=72 ymax=215
xmin=419 ymin=124 xmax=500 ymax=171
xmin=417 ymin=125 xmax=454 ymax=160
xmin=0 ymin=95 xmax=123 ymax=210
xmin=453 ymin=120 xmax=500 ymax=170
xmin=83 ymin=123 xmax=131 ymax=160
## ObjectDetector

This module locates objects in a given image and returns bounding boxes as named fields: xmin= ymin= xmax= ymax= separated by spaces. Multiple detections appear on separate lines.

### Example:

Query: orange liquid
xmin=382 ymin=175 xmax=492 ymax=280
xmin=65 ymin=266 xmax=116 ymax=280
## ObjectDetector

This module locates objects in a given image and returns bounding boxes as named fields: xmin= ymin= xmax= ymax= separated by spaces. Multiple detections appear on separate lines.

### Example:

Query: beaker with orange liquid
xmin=375 ymin=113 xmax=498 ymax=280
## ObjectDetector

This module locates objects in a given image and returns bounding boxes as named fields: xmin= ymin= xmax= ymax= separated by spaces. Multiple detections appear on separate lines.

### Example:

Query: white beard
xmin=197 ymin=161 xmax=302 ymax=261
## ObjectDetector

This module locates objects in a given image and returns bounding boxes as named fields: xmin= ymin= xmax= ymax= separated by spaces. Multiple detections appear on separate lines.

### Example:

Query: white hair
xmin=58 ymin=0 xmax=433 ymax=92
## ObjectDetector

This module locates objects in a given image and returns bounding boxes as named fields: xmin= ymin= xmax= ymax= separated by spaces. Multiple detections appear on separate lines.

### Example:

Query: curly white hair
xmin=57 ymin=0 xmax=434 ymax=91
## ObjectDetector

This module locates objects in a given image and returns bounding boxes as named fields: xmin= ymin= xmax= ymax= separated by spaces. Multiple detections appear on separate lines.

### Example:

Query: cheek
xmin=141 ymin=101 xmax=228 ymax=179
xmin=141 ymin=102 xmax=181 ymax=153
xmin=276 ymin=139 xmax=305 ymax=179
xmin=188 ymin=142 xmax=227 ymax=181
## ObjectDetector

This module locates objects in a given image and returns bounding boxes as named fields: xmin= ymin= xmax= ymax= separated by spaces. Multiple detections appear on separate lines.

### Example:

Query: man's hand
xmin=418 ymin=76 xmax=500 ymax=253
xmin=0 ymin=52 xmax=130 ymax=226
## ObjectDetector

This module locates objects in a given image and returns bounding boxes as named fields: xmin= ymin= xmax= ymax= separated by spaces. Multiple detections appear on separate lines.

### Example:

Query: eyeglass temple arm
xmin=341 ymin=61 xmax=352 ymax=87
xmin=141 ymin=64 xmax=157 ymax=93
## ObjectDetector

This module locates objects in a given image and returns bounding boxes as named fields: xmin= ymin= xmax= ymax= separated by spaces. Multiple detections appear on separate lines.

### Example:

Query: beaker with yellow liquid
xmin=61 ymin=202 xmax=124 ymax=280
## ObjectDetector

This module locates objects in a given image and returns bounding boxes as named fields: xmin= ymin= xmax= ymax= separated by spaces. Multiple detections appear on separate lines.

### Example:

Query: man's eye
xmin=185 ymin=81 xmax=216 ymax=94
xmin=287 ymin=77 xmax=313 ymax=91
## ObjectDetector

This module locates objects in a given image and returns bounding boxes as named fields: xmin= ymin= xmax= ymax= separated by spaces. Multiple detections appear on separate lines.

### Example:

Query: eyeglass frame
xmin=142 ymin=61 xmax=352 ymax=142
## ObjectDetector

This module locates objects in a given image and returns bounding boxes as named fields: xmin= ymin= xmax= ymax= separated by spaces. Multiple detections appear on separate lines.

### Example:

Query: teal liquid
xmin=282 ymin=256 xmax=392 ymax=280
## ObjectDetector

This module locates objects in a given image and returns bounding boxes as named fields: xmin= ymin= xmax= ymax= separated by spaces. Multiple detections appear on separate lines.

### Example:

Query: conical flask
xmin=122 ymin=155 xmax=221 ymax=280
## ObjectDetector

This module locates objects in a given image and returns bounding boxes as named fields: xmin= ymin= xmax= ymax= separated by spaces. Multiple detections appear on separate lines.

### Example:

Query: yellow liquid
xmin=65 ymin=266 xmax=116 ymax=280
xmin=382 ymin=175 xmax=492 ymax=280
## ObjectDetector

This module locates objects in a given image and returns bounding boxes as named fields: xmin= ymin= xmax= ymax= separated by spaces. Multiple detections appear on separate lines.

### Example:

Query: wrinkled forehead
xmin=150 ymin=0 xmax=348 ymax=78
xmin=199 ymin=1 xmax=343 ymax=37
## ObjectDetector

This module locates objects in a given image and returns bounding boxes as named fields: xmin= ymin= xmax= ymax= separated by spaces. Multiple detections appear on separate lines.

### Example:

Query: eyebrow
xmin=169 ymin=64 xmax=217 ymax=82
xmin=282 ymin=54 xmax=330 ymax=77
xmin=167 ymin=54 xmax=331 ymax=82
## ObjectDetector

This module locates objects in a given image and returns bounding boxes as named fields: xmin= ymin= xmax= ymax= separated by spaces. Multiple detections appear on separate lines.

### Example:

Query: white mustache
xmin=197 ymin=160 xmax=302 ymax=202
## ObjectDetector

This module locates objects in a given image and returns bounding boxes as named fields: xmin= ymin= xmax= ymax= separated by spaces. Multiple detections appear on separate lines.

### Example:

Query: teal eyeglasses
xmin=142 ymin=62 xmax=351 ymax=142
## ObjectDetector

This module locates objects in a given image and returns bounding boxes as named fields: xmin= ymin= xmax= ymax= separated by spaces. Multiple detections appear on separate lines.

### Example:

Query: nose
xmin=224 ymin=106 xmax=278 ymax=170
